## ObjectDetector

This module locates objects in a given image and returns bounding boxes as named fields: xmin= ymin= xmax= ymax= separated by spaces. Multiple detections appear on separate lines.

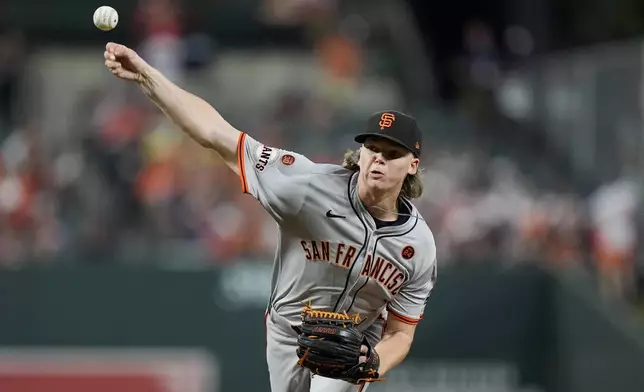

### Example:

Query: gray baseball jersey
xmin=237 ymin=133 xmax=437 ymax=392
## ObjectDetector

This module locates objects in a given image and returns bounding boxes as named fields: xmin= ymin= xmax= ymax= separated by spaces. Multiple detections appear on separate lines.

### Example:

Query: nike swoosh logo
xmin=326 ymin=210 xmax=346 ymax=219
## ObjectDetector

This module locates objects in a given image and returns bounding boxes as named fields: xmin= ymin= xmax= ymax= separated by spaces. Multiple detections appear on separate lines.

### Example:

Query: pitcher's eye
xmin=385 ymin=151 xmax=402 ymax=159
xmin=379 ymin=148 xmax=403 ymax=160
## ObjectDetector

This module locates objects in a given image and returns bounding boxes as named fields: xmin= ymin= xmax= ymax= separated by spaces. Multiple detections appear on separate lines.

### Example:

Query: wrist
xmin=138 ymin=64 xmax=159 ymax=92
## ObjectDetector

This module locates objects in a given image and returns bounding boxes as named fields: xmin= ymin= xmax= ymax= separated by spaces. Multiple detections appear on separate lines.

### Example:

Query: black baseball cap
xmin=354 ymin=110 xmax=422 ymax=158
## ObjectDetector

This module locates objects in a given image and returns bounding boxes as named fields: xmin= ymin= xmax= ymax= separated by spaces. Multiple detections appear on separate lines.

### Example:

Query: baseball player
xmin=103 ymin=42 xmax=437 ymax=392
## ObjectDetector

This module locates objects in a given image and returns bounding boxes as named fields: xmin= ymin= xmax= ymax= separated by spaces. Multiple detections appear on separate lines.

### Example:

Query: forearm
xmin=138 ymin=66 xmax=240 ymax=168
xmin=374 ymin=331 xmax=413 ymax=375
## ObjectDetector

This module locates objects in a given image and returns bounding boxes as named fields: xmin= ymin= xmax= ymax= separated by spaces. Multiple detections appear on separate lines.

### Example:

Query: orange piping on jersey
xmin=237 ymin=133 xmax=248 ymax=193
xmin=387 ymin=307 xmax=421 ymax=325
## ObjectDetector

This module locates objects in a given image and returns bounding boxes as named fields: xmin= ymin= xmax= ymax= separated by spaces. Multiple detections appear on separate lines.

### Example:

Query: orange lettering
xmin=301 ymin=241 xmax=312 ymax=260
xmin=311 ymin=241 xmax=322 ymax=261
xmin=388 ymin=272 xmax=405 ymax=295
xmin=370 ymin=257 xmax=385 ymax=279
xmin=342 ymin=246 xmax=357 ymax=268
xmin=379 ymin=263 xmax=393 ymax=283
xmin=321 ymin=241 xmax=330 ymax=262
xmin=361 ymin=254 xmax=373 ymax=276
xmin=384 ymin=267 xmax=397 ymax=286
xmin=335 ymin=243 xmax=346 ymax=265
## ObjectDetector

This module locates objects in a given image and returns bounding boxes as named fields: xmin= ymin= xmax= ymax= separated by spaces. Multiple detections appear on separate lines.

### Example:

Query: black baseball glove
xmin=292 ymin=306 xmax=383 ymax=384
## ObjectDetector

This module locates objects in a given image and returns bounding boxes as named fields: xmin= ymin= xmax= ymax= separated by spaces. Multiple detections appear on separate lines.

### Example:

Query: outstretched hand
xmin=103 ymin=42 xmax=150 ymax=83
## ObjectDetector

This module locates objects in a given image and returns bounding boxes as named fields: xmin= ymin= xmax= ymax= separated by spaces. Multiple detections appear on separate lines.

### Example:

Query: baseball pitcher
xmin=104 ymin=42 xmax=438 ymax=392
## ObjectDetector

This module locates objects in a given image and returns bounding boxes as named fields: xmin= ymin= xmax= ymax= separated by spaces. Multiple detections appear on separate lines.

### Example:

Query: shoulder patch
xmin=253 ymin=144 xmax=280 ymax=172
xmin=401 ymin=245 xmax=415 ymax=260
xmin=281 ymin=154 xmax=295 ymax=166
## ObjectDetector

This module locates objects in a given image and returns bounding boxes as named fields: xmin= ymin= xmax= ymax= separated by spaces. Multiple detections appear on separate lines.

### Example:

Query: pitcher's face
xmin=358 ymin=137 xmax=418 ymax=194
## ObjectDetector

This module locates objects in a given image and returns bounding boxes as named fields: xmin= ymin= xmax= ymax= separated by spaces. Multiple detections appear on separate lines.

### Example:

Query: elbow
xmin=176 ymin=118 xmax=240 ymax=168
xmin=191 ymin=125 xmax=240 ymax=164
xmin=395 ymin=332 xmax=414 ymax=361
xmin=393 ymin=330 xmax=414 ymax=351
xmin=182 ymin=124 xmax=219 ymax=150
xmin=400 ymin=336 xmax=413 ymax=357
xmin=393 ymin=336 xmax=413 ymax=371
xmin=194 ymin=133 xmax=215 ymax=149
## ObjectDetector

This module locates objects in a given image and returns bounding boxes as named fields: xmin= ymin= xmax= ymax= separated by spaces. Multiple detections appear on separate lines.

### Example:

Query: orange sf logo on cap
xmin=379 ymin=113 xmax=396 ymax=129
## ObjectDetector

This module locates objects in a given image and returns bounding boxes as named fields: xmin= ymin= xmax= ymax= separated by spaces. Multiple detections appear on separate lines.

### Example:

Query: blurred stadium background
xmin=2 ymin=0 xmax=644 ymax=391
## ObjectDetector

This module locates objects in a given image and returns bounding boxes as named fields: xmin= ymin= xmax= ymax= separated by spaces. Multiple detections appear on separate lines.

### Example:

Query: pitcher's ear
xmin=408 ymin=158 xmax=419 ymax=175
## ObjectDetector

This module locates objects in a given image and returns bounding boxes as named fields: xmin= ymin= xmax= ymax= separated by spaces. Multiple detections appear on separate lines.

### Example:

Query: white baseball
xmin=93 ymin=6 xmax=119 ymax=31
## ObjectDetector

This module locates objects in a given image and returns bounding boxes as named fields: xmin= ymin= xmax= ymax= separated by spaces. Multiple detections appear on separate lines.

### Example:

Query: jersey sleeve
xmin=236 ymin=133 xmax=314 ymax=222
xmin=387 ymin=245 xmax=438 ymax=325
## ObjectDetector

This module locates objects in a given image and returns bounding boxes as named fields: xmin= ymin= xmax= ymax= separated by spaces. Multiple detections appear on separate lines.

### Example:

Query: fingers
xmin=103 ymin=42 xmax=142 ymax=82
xmin=105 ymin=42 xmax=123 ymax=54
xmin=104 ymin=59 xmax=132 ymax=80
xmin=104 ymin=58 xmax=120 ymax=70
xmin=109 ymin=67 xmax=138 ymax=82
xmin=105 ymin=42 xmax=132 ymax=59
xmin=358 ymin=344 xmax=368 ymax=363
xmin=104 ymin=51 xmax=115 ymax=61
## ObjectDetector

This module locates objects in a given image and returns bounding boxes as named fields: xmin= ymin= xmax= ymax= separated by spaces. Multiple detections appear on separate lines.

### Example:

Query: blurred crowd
xmin=0 ymin=0 xmax=641 ymax=306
